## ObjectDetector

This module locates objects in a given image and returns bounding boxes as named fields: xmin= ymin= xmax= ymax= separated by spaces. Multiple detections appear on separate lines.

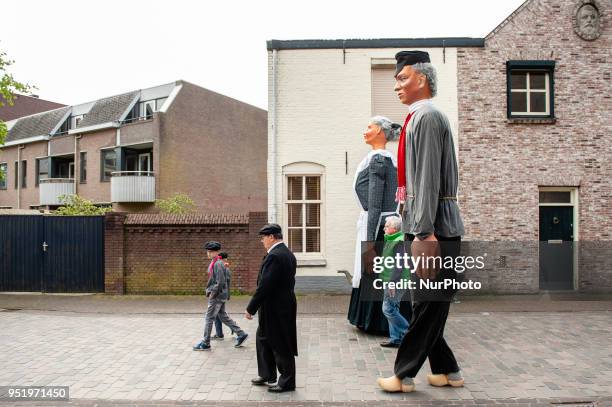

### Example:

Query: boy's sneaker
xmin=193 ymin=341 xmax=211 ymax=351
xmin=211 ymin=335 xmax=225 ymax=341
xmin=235 ymin=333 xmax=249 ymax=348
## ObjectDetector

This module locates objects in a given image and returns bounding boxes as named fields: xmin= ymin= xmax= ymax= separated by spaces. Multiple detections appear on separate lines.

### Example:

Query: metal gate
xmin=0 ymin=215 xmax=104 ymax=293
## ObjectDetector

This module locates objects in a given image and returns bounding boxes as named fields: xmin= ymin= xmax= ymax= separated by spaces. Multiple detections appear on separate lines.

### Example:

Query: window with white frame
xmin=138 ymin=98 xmax=167 ymax=120
xmin=71 ymin=114 xmax=85 ymax=128
xmin=507 ymin=61 xmax=555 ymax=119
xmin=0 ymin=163 xmax=7 ymax=190
xmin=285 ymin=175 xmax=321 ymax=253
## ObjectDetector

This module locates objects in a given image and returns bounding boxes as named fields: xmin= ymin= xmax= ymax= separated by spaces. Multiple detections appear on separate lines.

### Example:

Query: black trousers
xmin=256 ymin=326 xmax=296 ymax=389
xmin=394 ymin=235 xmax=461 ymax=379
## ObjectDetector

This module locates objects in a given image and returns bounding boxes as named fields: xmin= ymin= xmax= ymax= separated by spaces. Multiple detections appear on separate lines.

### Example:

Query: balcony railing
xmin=39 ymin=178 xmax=75 ymax=206
xmin=110 ymin=171 xmax=156 ymax=203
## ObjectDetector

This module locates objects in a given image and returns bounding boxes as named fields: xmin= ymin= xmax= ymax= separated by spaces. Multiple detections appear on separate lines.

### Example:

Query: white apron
xmin=352 ymin=150 xmax=398 ymax=288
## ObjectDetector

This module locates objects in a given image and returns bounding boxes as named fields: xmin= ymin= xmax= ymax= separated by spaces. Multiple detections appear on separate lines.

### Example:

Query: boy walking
xmin=193 ymin=241 xmax=248 ymax=351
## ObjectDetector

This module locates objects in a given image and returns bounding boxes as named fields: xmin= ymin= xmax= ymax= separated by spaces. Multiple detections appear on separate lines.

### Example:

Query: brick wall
xmin=105 ymin=212 xmax=126 ymax=294
xmin=160 ymin=82 xmax=268 ymax=214
xmin=104 ymin=212 xmax=267 ymax=294
xmin=0 ymin=141 xmax=48 ymax=209
xmin=457 ymin=0 xmax=611 ymax=292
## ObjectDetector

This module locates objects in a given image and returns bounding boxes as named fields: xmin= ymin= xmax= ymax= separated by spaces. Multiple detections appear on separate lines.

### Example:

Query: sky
xmin=1 ymin=0 xmax=525 ymax=110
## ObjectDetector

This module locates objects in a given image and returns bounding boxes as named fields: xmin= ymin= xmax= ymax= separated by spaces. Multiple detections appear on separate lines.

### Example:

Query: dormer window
xmin=123 ymin=97 xmax=168 ymax=123
xmin=56 ymin=115 xmax=86 ymax=135
xmin=138 ymin=98 xmax=167 ymax=119
xmin=71 ymin=114 xmax=84 ymax=128
xmin=57 ymin=118 xmax=70 ymax=135
xmin=140 ymin=100 xmax=155 ymax=120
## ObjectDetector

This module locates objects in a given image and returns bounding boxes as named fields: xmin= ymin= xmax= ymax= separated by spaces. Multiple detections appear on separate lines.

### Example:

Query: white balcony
xmin=39 ymin=178 xmax=75 ymax=206
xmin=111 ymin=171 xmax=156 ymax=203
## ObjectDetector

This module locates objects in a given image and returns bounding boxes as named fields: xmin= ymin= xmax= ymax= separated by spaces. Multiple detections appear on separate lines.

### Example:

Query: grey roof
xmin=6 ymin=107 xmax=70 ymax=142
xmin=267 ymin=37 xmax=485 ymax=50
xmin=77 ymin=91 xmax=138 ymax=128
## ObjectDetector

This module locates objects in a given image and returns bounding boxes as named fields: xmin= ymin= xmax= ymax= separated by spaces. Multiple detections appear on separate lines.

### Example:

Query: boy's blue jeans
xmin=214 ymin=316 xmax=224 ymax=337
xmin=382 ymin=288 xmax=410 ymax=344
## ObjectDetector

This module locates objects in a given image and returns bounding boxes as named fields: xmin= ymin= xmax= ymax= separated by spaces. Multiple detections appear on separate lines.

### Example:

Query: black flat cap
xmin=395 ymin=51 xmax=431 ymax=75
xmin=204 ymin=241 xmax=221 ymax=251
xmin=258 ymin=223 xmax=282 ymax=235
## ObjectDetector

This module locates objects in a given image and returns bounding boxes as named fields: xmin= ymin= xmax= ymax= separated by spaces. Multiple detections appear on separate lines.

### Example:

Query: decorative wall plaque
xmin=573 ymin=0 xmax=602 ymax=40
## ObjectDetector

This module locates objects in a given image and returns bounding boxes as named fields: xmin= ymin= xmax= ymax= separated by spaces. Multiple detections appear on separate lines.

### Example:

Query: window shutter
xmin=371 ymin=68 xmax=409 ymax=124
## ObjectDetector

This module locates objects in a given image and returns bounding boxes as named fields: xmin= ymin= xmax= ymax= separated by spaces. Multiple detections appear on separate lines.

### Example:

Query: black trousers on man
xmin=256 ymin=327 xmax=296 ymax=389
xmin=394 ymin=235 xmax=461 ymax=379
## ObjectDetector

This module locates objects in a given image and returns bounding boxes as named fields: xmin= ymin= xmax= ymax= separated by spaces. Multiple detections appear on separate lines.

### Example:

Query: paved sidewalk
xmin=0 ymin=400 xmax=610 ymax=406
xmin=1 ymin=305 xmax=611 ymax=404
xmin=1 ymin=292 xmax=611 ymax=315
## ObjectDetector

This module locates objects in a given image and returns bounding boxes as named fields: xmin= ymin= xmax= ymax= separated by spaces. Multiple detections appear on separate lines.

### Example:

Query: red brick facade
xmin=104 ymin=212 xmax=267 ymax=294
xmin=457 ymin=0 xmax=610 ymax=292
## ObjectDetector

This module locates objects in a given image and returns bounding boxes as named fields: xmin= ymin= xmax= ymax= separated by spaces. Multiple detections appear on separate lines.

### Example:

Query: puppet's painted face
xmin=394 ymin=65 xmax=427 ymax=106
xmin=363 ymin=122 xmax=385 ymax=146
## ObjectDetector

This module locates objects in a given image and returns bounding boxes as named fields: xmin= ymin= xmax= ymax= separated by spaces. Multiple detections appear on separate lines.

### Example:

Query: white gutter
xmin=68 ymin=121 xmax=119 ymax=135
xmin=1 ymin=135 xmax=49 ymax=147
xmin=269 ymin=49 xmax=278 ymax=223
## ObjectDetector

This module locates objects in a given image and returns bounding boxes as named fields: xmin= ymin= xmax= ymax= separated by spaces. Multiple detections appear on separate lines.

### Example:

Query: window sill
xmin=296 ymin=257 xmax=327 ymax=267
xmin=506 ymin=117 xmax=556 ymax=124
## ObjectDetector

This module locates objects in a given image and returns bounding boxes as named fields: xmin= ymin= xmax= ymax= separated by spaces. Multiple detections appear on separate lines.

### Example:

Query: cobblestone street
xmin=0 ymin=295 xmax=611 ymax=405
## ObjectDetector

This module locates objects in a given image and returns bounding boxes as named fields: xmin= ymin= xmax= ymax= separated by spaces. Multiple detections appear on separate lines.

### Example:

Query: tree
xmin=0 ymin=50 xmax=34 ymax=145
xmin=1 ymin=49 xmax=35 ymax=181
xmin=155 ymin=193 xmax=196 ymax=214
xmin=54 ymin=194 xmax=112 ymax=216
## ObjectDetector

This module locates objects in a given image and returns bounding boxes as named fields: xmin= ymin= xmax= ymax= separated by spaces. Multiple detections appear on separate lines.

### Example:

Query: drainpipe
xmin=74 ymin=134 xmax=81 ymax=195
xmin=17 ymin=145 xmax=25 ymax=209
xmin=269 ymin=48 xmax=278 ymax=223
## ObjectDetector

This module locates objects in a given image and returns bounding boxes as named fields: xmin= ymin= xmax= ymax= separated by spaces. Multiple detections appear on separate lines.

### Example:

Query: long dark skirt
xmin=347 ymin=285 xmax=389 ymax=335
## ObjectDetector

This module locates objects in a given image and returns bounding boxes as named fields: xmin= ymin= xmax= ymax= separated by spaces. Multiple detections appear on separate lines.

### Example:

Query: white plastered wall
xmin=268 ymin=47 xmax=459 ymax=276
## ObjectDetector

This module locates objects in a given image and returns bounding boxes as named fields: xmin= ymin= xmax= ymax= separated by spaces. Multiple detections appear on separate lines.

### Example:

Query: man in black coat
xmin=245 ymin=223 xmax=298 ymax=393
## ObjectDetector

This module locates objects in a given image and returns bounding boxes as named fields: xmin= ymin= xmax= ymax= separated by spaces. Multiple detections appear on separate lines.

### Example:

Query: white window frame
xmin=139 ymin=100 xmax=156 ymax=119
xmin=138 ymin=152 xmax=151 ymax=173
xmin=71 ymin=115 xmax=84 ymax=128
xmin=282 ymin=162 xmax=325 ymax=264
xmin=510 ymin=71 xmax=550 ymax=116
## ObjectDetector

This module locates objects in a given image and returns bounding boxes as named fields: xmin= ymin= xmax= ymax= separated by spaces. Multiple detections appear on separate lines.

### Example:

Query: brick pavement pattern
xmin=1 ymin=309 xmax=611 ymax=404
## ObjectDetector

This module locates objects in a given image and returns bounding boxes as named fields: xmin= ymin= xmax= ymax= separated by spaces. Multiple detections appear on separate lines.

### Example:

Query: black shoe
xmin=251 ymin=376 xmax=276 ymax=386
xmin=268 ymin=385 xmax=295 ymax=393
xmin=380 ymin=341 xmax=400 ymax=348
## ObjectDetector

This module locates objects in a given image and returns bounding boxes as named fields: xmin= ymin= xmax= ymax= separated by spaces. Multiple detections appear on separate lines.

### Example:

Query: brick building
xmin=457 ymin=0 xmax=610 ymax=292
xmin=0 ymin=80 xmax=267 ymax=213
xmin=268 ymin=0 xmax=610 ymax=293
xmin=0 ymin=94 xmax=66 ymax=122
